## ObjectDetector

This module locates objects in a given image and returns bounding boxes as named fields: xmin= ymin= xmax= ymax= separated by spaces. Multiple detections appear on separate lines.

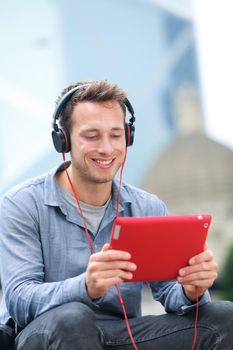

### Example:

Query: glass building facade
xmin=0 ymin=0 xmax=199 ymax=195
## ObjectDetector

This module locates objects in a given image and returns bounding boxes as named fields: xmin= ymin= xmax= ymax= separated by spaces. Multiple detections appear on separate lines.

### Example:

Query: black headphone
xmin=51 ymin=84 xmax=136 ymax=153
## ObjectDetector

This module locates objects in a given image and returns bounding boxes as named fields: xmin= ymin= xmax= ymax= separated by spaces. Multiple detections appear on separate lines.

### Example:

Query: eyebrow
xmin=81 ymin=127 xmax=124 ymax=133
xmin=110 ymin=127 xmax=124 ymax=131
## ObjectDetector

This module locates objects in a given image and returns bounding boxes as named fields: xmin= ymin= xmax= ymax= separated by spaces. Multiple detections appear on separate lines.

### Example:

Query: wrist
xmin=182 ymin=286 xmax=205 ymax=303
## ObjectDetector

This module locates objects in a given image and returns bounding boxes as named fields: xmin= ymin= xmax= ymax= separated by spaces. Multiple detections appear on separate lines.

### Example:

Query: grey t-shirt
xmin=61 ymin=188 xmax=111 ymax=235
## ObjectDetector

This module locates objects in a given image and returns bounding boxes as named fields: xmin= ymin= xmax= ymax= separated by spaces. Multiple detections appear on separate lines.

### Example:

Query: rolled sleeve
xmin=150 ymin=281 xmax=211 ymax=316
xmin=63 ymin=273 xmax=102 ymax=310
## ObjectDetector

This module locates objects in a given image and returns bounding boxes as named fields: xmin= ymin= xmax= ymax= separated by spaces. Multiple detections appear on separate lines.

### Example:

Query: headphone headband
xmin=52 ymin=84 xmax=136 ymax=153
xmin=52 ymin=84 xmax=91 ymax=131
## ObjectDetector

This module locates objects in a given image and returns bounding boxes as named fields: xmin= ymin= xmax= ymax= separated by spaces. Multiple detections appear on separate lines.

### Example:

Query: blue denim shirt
xmin=0 ymin=163 xmax=210 ymax=327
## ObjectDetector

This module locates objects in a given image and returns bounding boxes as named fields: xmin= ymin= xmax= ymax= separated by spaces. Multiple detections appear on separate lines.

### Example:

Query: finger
xmin=101 ymin=243 xmax=110 ymax=252
xmin=178 ymin=270 xmax=218 ymax=285
xmin=189 ymin=249 xmax=214 ymax=265
xmin=90 ymin=249 xmax=132 ymax=262
xmin=179 ymin=261 xmax=218 ymax=277
xmin=90 ymin=268 xmax=134 ymax=281
xmin=181 ymin=277 xmax=216 ymax=289
xmin=93 ymin=276 xmax=126 ymax=290
xmin=88 ymin=260 xmax=137 ymax=273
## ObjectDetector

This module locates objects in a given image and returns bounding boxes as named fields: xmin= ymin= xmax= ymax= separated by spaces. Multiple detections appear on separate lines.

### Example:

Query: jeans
xmin=14 ymin=300 xmax=233 ymax=350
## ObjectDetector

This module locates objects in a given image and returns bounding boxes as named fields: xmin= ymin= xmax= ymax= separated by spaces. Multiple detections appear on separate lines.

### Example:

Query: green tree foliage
xmin=220 ymin=245 xmax=233 ymax=301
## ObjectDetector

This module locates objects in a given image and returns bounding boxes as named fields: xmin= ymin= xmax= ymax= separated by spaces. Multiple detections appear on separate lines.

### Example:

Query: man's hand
xmin=86 ymin=243 xmax=137 ymax=300
xmin=177 ymin=243 xmax=218 ymax=302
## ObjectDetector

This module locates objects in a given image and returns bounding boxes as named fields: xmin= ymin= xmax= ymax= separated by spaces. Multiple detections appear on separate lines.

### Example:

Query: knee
xmin=204 ymin=300 xmax=233 ymax=317
xmin=200 ymin=300 xmax=233 ymax=329
xmin=15 ymin=303 xmax=98 ymax=350
xmin=53 ymin=302 xmax=96 ymax=334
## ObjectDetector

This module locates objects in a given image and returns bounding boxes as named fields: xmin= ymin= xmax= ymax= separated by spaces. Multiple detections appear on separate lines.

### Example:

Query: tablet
xmin=109 ymin=214 xmax=212 ymax=282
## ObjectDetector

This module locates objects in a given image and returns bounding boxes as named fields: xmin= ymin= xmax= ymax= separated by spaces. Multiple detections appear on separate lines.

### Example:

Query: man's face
xmin=70 ymin=100 xmax=126 ymax=185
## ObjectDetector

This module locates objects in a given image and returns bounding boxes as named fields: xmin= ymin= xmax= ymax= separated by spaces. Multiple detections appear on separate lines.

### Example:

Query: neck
xmin=56 ymin=165 xmax=112 ymax=207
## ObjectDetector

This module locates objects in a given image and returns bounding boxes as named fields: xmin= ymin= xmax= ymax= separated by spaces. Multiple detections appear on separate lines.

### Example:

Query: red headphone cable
xmin=62 ymin=153 xmax=95 ymax=253
xmin=61 ymin=151 xmax=138 ymax=349
xmin=191 ymin=287 xmax=199 ymax=350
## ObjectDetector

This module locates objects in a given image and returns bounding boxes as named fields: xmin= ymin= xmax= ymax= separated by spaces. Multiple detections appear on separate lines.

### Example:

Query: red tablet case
xmin=110 ymin=214 xmax=212 ymax=282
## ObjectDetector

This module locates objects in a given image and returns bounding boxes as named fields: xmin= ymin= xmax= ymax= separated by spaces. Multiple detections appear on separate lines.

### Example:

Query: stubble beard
xmin=73 ymin=162 xmax=121 ymax=186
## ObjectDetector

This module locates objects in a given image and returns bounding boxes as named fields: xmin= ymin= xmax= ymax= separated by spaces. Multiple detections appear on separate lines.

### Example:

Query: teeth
xmin=96 ymin=159 xmax=112 ymax=165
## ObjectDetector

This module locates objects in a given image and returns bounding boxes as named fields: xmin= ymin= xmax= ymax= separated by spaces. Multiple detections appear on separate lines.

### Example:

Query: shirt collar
xmin=43 ymin=161 xmax=133 ymax=210
xmin=44 ymin=162 xmax=69 ymax=208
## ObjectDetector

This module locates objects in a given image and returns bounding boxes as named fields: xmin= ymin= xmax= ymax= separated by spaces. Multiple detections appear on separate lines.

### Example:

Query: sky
xmin=193 ymin=0 xmax=233 ymax=150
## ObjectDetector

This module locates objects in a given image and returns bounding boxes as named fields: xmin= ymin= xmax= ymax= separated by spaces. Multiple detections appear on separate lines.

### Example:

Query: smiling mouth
xmin=96 ymin=159 xmax=113 ymax=165
xmin=92 ymin=158 xmax=115 ymax=167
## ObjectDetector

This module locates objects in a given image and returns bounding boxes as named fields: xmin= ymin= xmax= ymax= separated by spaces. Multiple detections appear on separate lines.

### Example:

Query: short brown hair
xmin=56 ymin=80 xmax=128 ymax=132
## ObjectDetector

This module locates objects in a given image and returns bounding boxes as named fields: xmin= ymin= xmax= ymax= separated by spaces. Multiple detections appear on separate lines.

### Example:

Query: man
xmin=0 ymin=80 xmax=233 ymax=349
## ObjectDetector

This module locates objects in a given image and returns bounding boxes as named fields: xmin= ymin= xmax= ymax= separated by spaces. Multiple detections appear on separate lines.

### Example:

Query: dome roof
xmin=142 ymin=132 xmax=233 ymax=207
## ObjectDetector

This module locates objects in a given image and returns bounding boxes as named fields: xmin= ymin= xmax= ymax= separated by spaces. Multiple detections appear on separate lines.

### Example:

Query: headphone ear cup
xmin=52 ymin=126 xmax=71 ymax=153
xmin=125 ymin=123 xmax=135 ymax=147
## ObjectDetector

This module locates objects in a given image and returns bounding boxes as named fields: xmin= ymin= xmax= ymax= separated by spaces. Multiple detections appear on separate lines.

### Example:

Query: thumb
xmin=101 ymin=243 xmax=110 ymax=252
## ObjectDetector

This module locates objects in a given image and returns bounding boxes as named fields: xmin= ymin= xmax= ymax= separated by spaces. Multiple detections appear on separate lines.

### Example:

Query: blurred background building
xmin=0 ymin=0 xmax=233 ymax=306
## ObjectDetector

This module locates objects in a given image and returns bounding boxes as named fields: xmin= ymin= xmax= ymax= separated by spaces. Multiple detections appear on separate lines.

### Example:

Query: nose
xmin=98 ymin=135 xmax=114 ymax=155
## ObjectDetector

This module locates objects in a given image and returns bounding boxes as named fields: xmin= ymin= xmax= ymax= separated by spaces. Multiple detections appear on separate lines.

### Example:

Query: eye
xmin=85 ymin=134 xmax=98 ymax=140
xmin=111 ymin=131 xmax=124 ymax=138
